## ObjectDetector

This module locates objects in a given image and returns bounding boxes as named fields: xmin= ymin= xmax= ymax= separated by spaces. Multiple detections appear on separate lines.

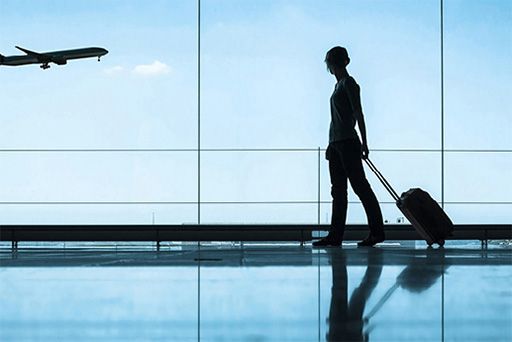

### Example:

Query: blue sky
xmin=0 ymin=0 xmax=510 ymax=224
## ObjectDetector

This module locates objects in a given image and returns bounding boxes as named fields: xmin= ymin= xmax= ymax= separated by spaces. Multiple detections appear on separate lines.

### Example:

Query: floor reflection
xmin=0 ymin=244 xmax=510 ymax=341
xmin=326 ymin=248 xmax=383 ymax=341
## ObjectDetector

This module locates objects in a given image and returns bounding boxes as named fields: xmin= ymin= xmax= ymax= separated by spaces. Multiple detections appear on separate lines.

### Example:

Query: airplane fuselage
xmin=0 ymin=47 xmax=108 ymax=68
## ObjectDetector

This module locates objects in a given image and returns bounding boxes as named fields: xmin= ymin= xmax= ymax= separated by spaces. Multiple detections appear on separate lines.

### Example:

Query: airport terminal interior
xmin=0 ymin=1 xmax=511 ymax=341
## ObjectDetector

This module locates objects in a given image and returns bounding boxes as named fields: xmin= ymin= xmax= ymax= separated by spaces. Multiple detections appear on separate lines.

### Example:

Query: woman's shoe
xmin=357 ymin=234 xmax=385 ymax=247
xmin=312 ymin=236 xmax=342 ymax=247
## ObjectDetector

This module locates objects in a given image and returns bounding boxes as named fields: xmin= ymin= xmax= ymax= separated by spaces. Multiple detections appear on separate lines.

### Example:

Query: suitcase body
xmin=364 ymin=159 xmax=454 ymax=246
xmin=398 ymin=188 xmax=454 ymax=246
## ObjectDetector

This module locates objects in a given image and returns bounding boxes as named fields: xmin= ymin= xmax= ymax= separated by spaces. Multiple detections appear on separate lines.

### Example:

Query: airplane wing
xmin=15 ymin=46 xmax=48 ymax=59
xmin=15 ymin=46 xmax=67 ymax=66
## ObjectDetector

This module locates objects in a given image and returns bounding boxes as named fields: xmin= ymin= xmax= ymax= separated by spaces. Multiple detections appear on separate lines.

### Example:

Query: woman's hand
xmin=361 ymin=143 xmax=369 ymax=160
xmin=325 ymin=144 xmax=331 ymax=160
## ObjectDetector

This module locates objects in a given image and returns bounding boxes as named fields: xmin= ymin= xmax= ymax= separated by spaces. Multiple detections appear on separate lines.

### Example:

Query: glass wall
xmin=0 ymin=0 xmax=198 ymax=224
xmin=443 ymin=0 xmax=512 ymax=223
xmin=0 ymin=0 xmax=509 ymax=225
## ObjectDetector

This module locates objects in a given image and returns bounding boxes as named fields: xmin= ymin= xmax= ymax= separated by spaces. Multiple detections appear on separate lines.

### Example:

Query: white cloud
xmin=133 ymin=60 xmax=171 ymax=76
xmin=104 ymin=65 xmax=124 ymax=75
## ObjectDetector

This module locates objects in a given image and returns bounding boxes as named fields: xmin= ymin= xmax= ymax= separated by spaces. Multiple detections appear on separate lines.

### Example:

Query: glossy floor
xmin=1 ymin=242 xmax=511 ymax=341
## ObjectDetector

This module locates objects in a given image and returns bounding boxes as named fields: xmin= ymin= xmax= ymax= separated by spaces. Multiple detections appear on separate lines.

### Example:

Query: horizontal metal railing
xmin=0 ymin=201 xmax=509 ymax=205
xmin=0 ymin=148 xmax=510 ymax=152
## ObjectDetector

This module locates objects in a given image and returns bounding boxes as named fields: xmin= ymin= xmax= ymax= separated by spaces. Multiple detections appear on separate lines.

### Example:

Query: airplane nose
xmin=101 ymin=48 xmax=108 ymax=55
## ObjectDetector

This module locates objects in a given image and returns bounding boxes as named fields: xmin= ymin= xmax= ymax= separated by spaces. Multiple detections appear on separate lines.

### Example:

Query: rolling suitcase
xmin=364 ymin=159 xmax=454 ymax=246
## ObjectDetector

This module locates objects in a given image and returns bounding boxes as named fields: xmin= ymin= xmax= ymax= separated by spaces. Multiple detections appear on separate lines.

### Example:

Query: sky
xmin=0 ymin=0 xmax=510 ymax=225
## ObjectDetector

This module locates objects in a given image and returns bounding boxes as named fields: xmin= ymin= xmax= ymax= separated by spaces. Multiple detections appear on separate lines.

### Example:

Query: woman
xmin=313 ymin=46 xmax=385 ymax=247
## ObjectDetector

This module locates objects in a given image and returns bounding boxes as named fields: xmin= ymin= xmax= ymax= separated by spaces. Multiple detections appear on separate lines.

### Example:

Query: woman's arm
xmin=345 ymin=79 xmax=369 ymax=159
xmin=356 ymin=113 xmax=369 ymax=159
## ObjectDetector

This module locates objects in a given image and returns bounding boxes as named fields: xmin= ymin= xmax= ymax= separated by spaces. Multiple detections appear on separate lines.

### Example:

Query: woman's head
xmin=325 ymin=46 xmax=350 ymax=74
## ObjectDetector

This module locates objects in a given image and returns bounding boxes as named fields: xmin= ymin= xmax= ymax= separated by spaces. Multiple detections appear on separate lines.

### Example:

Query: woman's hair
xmin=325 ymin=46 xmax=350 ymax=71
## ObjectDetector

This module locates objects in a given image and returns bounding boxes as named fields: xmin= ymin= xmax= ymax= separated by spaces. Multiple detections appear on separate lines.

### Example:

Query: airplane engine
xmin=53 ymin=58 xmax=67 ymax=65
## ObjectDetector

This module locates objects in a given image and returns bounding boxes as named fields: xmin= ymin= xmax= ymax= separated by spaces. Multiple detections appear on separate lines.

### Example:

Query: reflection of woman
xmin=313 ymin=46 xmax=385 ymax=247
xmin=326 ymin=248 xmax=383 ymax=341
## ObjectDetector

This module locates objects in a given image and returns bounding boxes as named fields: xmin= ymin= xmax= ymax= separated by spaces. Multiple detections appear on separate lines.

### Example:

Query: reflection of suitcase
xmin=364 ymin=159 xmax=454 ymax=246
xmin=365 ymin=254 xmax=448 ymax=320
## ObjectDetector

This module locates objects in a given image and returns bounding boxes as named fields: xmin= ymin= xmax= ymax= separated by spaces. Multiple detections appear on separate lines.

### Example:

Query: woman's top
xmin=329 ymin=76 xmax=360 ymax=143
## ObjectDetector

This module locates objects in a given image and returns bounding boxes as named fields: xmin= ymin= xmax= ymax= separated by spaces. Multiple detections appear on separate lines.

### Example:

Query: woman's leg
xmin=328 ymin=143 xmax=348 ymax=241
xmin=312 ymin=144 xmax=347 ymax=246
xmin=340 ymin=140 xmax=384 ymax=239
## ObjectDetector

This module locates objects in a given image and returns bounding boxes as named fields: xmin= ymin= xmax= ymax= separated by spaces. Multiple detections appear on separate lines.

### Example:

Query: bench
xmin=2 ymin=224 xmax=510 ymax=251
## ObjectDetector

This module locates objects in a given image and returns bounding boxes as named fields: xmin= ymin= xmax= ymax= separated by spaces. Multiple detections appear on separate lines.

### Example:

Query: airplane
xmin=0 ymin=46 xmax=108 ymax=70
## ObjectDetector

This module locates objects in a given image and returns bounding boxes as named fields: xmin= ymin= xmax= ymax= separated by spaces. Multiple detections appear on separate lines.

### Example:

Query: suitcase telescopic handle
xmin=364 ymin=158 xmax=400 ymax=203
xmin=364 ymin=282 xmax=400 ymax=321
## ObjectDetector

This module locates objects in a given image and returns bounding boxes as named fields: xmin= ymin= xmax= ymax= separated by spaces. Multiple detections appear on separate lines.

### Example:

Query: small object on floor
xmin=312 ymin=236 xmax=342 ymax=247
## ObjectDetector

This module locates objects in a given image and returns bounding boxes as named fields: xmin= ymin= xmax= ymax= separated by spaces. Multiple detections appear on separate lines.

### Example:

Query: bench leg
xmin=481 ymin=239 xmax=489 ymax=249
xmin=11 ymin=241 xmax=18 ymax=253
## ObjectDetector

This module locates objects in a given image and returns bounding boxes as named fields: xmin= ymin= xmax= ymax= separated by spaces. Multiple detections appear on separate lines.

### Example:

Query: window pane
xmin=445 ymin=152 xmax=512 ymax=202
xmin=201 ymin=0 xmax=441 ymax=149
xmin=0 ymin=0 xmax=197 ymax=148
xmin=201 ymin=203 xmax=317 ymax=224
xmin=0 ymin=152 xmax=197 ymax=201
xmin=201 ymin=151 xmax=318 ymax=202
xmin=0 ymin=204 xmax=197 ymax=225
xmin=444 ymin=0 xmax=512 ymax=149
xmin=445 ymin=204 xmax=512 ymax=224
xmin=0 ymin=152 xmax=198 ymax=224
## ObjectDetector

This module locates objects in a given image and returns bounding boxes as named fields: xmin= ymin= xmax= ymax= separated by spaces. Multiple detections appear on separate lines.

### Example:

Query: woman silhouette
xmin=313 ymin=46 xmax=385 ymax=247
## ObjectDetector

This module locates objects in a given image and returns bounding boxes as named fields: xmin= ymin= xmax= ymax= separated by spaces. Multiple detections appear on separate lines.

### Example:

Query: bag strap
xmin=364 ymin=158 xmax=400 ymax=202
